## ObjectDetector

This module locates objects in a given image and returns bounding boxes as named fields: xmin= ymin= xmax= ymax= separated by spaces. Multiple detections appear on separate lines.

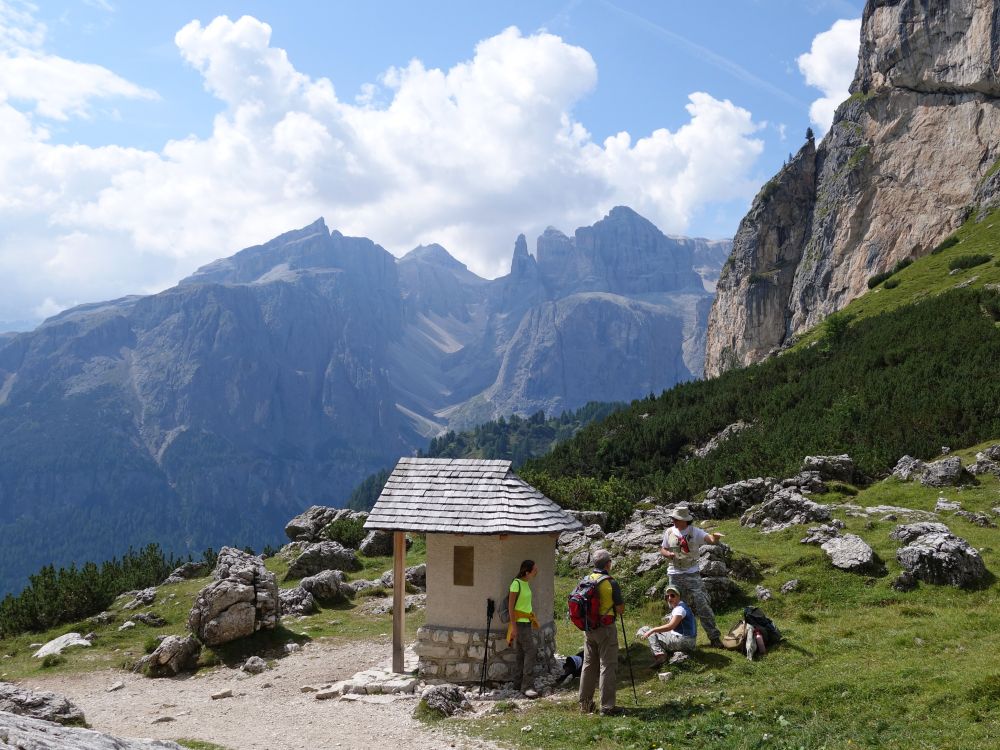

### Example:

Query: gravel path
xmin=22 ymin=639 xmax=500 ymax=750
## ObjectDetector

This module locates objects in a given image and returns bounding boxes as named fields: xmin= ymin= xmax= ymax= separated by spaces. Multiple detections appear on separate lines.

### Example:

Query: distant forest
xmin=346 ymin=401 xmax=623 ymax=510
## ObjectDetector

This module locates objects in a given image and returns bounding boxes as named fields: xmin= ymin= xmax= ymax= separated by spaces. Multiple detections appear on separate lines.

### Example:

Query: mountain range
xmin=0 ymin=206 xmax=726 ymax=595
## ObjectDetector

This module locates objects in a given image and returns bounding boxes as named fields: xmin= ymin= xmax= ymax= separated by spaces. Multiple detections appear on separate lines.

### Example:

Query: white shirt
xmin=660 ymin=525 xmax=709 ymax=575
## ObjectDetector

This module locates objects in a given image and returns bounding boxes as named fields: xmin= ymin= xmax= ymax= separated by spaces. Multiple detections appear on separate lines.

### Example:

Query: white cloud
xmin=0 ymin=12 xmax=767 ymax=324
xmin=797 ymin=18 xmax=861 ymax=135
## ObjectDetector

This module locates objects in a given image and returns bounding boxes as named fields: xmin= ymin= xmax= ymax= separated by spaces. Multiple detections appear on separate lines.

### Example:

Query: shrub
xmin=321 ymin=517 xmax=367 ymax=549
xmin=868 ymin=271 xmax=893 ymax=289
xmin=931 ymin=235 xmax=960 ymax=254
xmin=41 ymin=654 xmax=64 ymax=668
xmin=884 ymin=277 xmax=901 ymax=289
xmin=948 ymin=253 xmax=991 ymax=271
xmin=868 ymin=258 xmax=912 ymax=288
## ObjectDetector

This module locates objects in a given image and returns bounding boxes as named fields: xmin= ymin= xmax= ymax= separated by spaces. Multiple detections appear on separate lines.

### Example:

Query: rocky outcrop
xmin=740 ymin=488 xmax=832 ymax=532
xmin=32 ymin=633 xmax=92 ymax=659
xmin=0 ymin=683 xmax=85 ymax=725
xmin=163 ymin=561 xmax=208 ymax=584
xmin=821 ymin=533 xmax=884 ymax=575
xmin=279 ymin=587 xmax=317 ymax=616
xmin=299 ymin=570 xmax=351 ymax=603
xmin=285 ymin=507 xmax=366 ymax=543
xmin=0 ymin=711 xmax=184 ymax=749
xmin=692 ymin=477 xmax=775 ymax=519
xmin=357 ymin=530 xmax=394 ymax=557
xmin=890 ymin=522 xmax=952 ymax=545
xmin=188 ymin=547 xmax=279 ymax=646
xmin=706 ymin=0 xmax=1000 ymax=376
xmin=896 ymin=531 xmax=987 ymax=588
xmin=285 ymin=541 xmax=362 ymax=579
xmin=919 ymin=457 xmax=969 ymax=487
xmin=135 ymin=635 xmax=201 ymax=677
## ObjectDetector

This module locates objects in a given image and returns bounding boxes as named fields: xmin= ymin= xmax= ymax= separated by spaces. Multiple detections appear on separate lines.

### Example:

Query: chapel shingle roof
xmin=364 ymin=457 xmax=583 ymax=535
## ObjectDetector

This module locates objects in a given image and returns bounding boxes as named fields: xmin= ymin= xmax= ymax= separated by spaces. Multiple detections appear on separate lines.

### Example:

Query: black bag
xmin=743 ymin=606 xmax=782 ymax=647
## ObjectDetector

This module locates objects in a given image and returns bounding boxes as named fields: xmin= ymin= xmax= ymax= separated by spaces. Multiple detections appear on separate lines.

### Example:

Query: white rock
xmin=32 ymin=633 xmax=92 ymax=659
xmin=210 ymin=689 xmax=233 ymax=700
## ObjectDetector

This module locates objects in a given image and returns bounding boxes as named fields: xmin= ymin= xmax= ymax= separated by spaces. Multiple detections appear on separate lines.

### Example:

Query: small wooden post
xmin=392 ymin=531 xmax=406 ymax=673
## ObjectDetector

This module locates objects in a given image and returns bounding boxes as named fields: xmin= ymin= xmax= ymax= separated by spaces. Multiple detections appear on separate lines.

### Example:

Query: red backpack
xmin=568 ymin=573 xmax=614 ymax=631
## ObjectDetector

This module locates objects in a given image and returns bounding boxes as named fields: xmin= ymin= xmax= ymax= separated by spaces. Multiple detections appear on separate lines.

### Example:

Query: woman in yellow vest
xmin=507 ymin=559 xmax=540 ymax=697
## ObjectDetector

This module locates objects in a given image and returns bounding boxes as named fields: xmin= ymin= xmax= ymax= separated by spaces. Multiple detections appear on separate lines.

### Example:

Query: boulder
xmin=285 ymin=506 xmax=367 ymax=543
xmin=300 ymin=570 xmax=351 ymax=603
xmin=557 ymin=524 xmax=604 ymax=556
xmin=935 ymin=497 xmax=961 ymax=512
xmin=967 ymin=450 xmax=1000 ymax=477
xmin=691 ymin=477 xmax=774 ymax=519
xmin=136 ymin=635 xmax=201 ymax=677
xmin=755 ymin=585 xmax=772 ymax=601
xmin=32 ymin=633 xmax=92 ymax=659
xmin=693 ymin=420 xmax=751 ymax=459
xmin=286 ymin=541 xmax=362 ymax=579
xmin=780 ymin=471 xmax=827 ymax=493
xmin=896 ymin=532 xmax=988 ymax=588
xmin=821 ymin=534 xmax=884 ymax=575
xmin=357 ymin=530 xmax=393 ymax=557
xmin=417 ymin=684 xmax=471 ymax=718
xmin=780 ymin=579 xmax=800 ymax=594
xmin=603 ymin=506 xmax=673 ymax=550
xmin=919 ymin=457 xmax=968 ymax=487
xmin=0 ymin=711 xmax=184 ymax=749
xmin=131 ymin=613 xmax=167 ymax=628
xmin=891 ymin=455 xmax=926 ymax=481
xmin=379 ymin=563 xmax=427 ymax=590
xmin=122 ymin=587 xmax=157 ymax=610
xmin=162 ymin=561 xmax=209 ymax=584
xmin=741 ymin=488 xmax=832 ymax=532
xmin=241 ymin=656 xmax=268 ymax=675
xmin=0 ymin=682 xmax=85 ymax=725
xmin=801 ymin=454 xmax=856 ymax=482
xmin=701 ymin=576 xmax=741 ymax=607
xmin=800 ymin=523 xmax=843 ymax=546
xmin=188 ymin=547 xmax=279 ymax=646
xmin=279 ymin=587 xmax=317 ymax=616
xmin=890 ymin=522 xmax=951 ymax=545
xmin=634 ymin=552 xmax=666 ymax=575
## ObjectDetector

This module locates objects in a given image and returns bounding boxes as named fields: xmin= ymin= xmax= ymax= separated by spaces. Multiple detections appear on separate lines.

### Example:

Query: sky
xmin=0 ymin=0 xmax=865 ymax=329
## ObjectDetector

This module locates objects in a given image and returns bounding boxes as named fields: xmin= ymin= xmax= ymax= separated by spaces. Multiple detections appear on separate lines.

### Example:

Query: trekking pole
xmin=479 ymin=598 xmax=495 ymax=695
xmin=619 ymin=614 xmax=638 ymax=705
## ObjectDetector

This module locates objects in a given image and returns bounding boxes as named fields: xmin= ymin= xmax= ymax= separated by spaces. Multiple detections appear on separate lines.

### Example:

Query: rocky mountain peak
xmin=400 ymin=243 xmax=469 ymax=272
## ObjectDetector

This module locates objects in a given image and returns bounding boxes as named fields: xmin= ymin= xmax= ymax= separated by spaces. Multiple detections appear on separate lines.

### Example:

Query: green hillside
xmin=525 ymin=282 xmax=1000 ymax=523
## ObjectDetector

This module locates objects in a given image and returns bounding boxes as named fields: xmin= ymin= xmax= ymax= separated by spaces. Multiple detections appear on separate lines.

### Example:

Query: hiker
xmin=506 ymin=559 xmax=540 ymax=698
xmin=638 ymin=586 xmax=696 ymax=665
xmin=659 ymin=503 xmax=724 ymax=647
xmin=579 ymin=549 xmax=625 ymax=716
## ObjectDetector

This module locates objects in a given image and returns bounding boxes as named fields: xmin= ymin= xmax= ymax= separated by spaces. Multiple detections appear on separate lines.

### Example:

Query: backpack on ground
xmin=568 ymin=574 xmax=613 ymax=631
xmin=743 ymin=606 xmax=782 ymax=647
xmin=721 ymin=619 xmax=748 ymax=650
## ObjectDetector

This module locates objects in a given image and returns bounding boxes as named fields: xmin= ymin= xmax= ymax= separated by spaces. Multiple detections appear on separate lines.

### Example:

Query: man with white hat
xmin=659 ymin=503 xmax=724 ymax=648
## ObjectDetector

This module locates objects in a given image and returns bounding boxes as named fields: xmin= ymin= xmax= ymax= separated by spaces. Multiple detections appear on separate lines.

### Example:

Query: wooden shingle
xmin=364 ymin=457 xmax=583 ymax=535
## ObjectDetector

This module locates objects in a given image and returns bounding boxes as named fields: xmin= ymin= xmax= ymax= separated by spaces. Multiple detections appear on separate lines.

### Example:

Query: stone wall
xmin=414 ymin=622 xmax=557 ymax=684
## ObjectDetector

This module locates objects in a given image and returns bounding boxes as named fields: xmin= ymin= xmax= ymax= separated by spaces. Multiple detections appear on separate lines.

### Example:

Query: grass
xmin=460 ymin=444 xmax=1000 ymax=750
xmin=0 ymin=538 xmax=428 ymax=682
xmin=794 ymin=209 xmax=1000 ymax=350
xmin=176 ymin=741 xmax=232 ymax=750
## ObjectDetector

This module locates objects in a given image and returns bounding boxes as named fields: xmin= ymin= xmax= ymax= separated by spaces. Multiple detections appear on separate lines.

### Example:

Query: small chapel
xmin=364 ymin=457 xmax=582 ymax=683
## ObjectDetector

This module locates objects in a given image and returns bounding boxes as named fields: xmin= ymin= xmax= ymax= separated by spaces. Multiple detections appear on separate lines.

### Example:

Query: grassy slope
xmin=0 ymin=541 xmax=428 ymax=682
xmin=463 ymin=442 xmax=1000 ymax=750
xmin=795 ymin=208 xmax=1000 ymax=348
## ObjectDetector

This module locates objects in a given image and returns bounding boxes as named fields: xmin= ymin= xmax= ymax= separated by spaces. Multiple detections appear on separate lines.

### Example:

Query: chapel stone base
xmin=414 ymin=622 xmax=556 ymax=683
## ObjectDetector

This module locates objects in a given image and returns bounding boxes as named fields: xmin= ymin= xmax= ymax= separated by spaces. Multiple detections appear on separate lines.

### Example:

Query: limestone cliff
xmin=705 ymin=0 xmax=1000 ymax=376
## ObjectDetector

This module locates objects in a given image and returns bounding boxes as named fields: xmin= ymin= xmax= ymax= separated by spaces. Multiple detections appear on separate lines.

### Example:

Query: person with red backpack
xmin=577 ymin=549 xmax=624 ymax=716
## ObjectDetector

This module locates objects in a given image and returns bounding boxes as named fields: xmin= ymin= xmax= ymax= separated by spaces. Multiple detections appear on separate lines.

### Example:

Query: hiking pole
xmin=619 ymin=614 xmax=638 ymax=705
xmin=479 ymin=598 xmax=495 ymax=695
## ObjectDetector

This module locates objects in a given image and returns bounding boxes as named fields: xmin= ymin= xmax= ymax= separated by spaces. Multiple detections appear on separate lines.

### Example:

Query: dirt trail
xmin=22 ymin=639 xmax=498 ymax=750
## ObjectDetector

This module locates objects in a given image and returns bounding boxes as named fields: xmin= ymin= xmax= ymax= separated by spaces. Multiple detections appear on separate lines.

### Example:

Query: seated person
xmin=638 ymin=586 xmax=697 ymax=665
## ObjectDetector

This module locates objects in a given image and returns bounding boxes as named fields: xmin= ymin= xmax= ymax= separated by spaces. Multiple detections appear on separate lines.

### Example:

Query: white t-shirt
xmin=660 ymin=524 xmax=709 ymax=575
xmin=670 ymin=604 xmax=687 ymax=620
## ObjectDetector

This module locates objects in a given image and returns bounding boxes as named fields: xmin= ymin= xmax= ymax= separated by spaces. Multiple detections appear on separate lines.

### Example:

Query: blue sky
xmin=0 ymin=0 xmax=864 ymax=328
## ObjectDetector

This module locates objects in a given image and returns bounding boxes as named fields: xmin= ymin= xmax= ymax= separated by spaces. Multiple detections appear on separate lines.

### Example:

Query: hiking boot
xmin=523 ymin=689 xmax=539 ymax=699
xmin=580 ymin=701 xmax=596 ymax=714
xmin=709 ymin=638 xmax=725 ymax=649
xmin=600 ymin=706 xmax=625 ymax=717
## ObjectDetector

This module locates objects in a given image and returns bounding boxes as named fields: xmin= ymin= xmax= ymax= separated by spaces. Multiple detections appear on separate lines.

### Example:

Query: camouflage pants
xmin=669 ymin=572 xmax=721 ymax=643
